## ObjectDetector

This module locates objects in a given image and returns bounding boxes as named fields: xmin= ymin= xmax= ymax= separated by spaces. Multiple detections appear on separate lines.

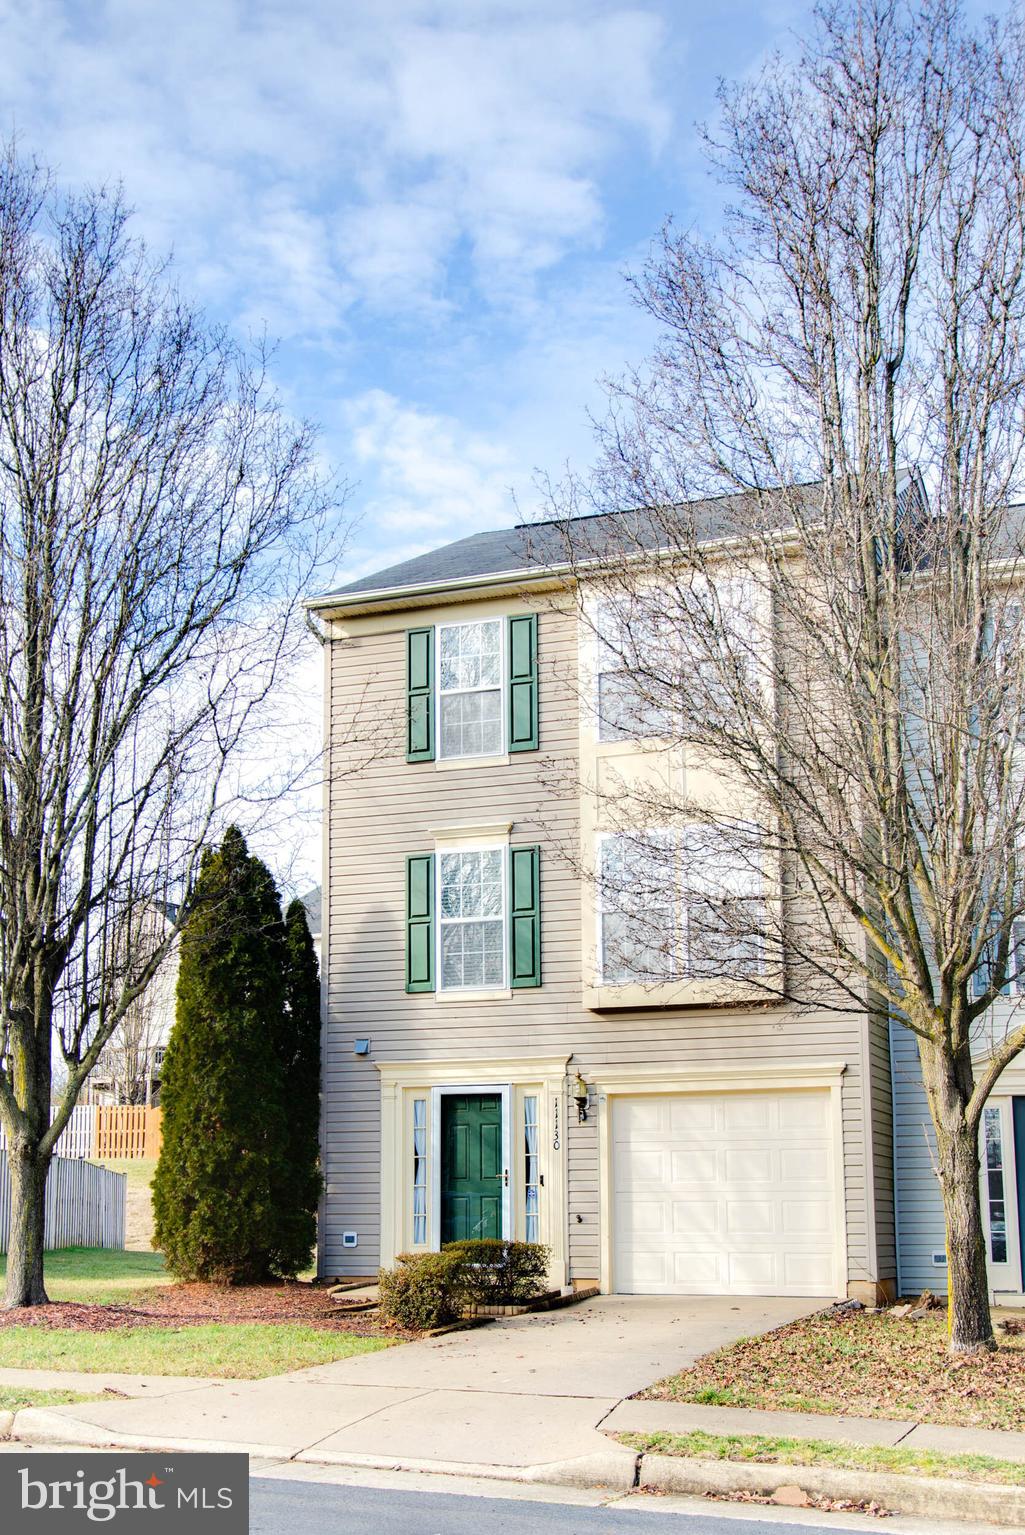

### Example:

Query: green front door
xmin=441 ymin=1094 xmax=504 ymax=1243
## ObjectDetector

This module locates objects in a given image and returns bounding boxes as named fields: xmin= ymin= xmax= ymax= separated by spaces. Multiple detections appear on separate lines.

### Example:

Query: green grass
xmin=0 ymin=1323 xmax=392 ymax=1378
xmin=0 ymin=1247 xmax=170 ymax=1307
xmin=0 ymin=1387 xmax=101 ymax=1412
xmin=92 ymin=1157 xmax=158 ymax=1193
xmin=618 ymin=1429 xmax=1025 ymax=1488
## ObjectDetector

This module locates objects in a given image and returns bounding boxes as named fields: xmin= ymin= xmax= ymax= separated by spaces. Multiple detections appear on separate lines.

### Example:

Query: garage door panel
xmin=725 ymin=1200 xmax=776 ymax=1235
xmin=722 ymin=1096 xmax=774 ymax=1133
xmin=724 ymin=1147 xmax=777 ymax=1184
xmin=672 ymin=1199 xmax=720 ymax=1235
xmin=613 ymin=1091 xmax=837 ymax=1297
xmin=780 ymin=1147 xmax=830 ymax=1186
xmin=667 ymin=1098 xmax=718 ymax=1134
xmin=673 ymin=1250 xmax=724 ymax=1287
xmin=615 ymin=1148 xmax=668 ymax=1186
xmin=783 ymin=1198 xmax=831 ymax=1234
xmin=784 ymin=1252 xmax=835 ymax=1287
xmin=670 ymin=1149 xmax=718 ymax=1183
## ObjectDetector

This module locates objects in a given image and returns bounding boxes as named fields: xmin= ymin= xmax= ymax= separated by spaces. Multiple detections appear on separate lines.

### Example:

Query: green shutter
xmin=406 ymin=853 xmax=435 ymax=992
xmin=507 ymin=613 xmax=538 ymax=752
xmin=509 ymin=844 xmax=541 ymax=988
xmin=406 ymin=628 xmax=435 ymax=762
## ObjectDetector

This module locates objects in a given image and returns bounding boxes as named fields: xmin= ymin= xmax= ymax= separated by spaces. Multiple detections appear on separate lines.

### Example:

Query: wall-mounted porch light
xmin=571 ymin=1071 xmax=590 ymax=1123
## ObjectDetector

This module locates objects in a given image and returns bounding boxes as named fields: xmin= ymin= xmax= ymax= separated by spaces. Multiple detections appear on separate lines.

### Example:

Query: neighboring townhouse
xmin=309 ymin=490 xmax=899 ymax=1303
xmin=893 ymin=1010 xmax=1025 ymax=1307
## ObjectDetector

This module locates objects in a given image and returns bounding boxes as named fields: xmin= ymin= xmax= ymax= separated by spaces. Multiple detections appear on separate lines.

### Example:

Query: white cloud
xmin=341 ymin=389 xmax=525 ymax=551
xmin=2 ymin=0 xmax=672 ymax=328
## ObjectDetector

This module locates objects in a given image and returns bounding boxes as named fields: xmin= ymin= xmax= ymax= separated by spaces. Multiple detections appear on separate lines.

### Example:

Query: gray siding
xmin=890 ymin=1019 xmax=946 ymax=1294
xmin=321 ymin=604 xmax=889 ymax=1288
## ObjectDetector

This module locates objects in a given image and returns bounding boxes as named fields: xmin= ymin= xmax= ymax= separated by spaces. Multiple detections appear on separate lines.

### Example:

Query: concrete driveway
xmin=17 ymin=1295 xmax=823 ymax=1484
xmin=291 ymin=1293 xmax=820 ymax=1399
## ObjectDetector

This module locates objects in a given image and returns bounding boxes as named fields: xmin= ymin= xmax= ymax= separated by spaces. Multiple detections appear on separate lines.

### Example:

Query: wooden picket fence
xmin=94 ymin=1106 xmax=162 ymax=1160
xmin=0 ymin=1105 xmax=162 ymax=1161
xmin=0 ymin=1152 xmax=125 ymax=1251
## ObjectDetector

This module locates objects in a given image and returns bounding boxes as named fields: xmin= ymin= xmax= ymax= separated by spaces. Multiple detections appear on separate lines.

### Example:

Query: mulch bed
xmin=0 ymin=1281 xmax=411 ymax=1338
xmin=642 ymin=1306 xmax=1025 ymax=1431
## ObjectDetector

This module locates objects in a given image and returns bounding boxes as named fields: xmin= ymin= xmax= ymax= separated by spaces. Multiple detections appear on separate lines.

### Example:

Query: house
xmin=308 ymin=486 xmax=914 ymax=1303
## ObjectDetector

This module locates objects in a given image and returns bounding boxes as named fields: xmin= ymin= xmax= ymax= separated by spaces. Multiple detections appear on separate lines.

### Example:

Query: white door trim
xmin=592 ymin=1063 xmax=848 ymax=1297
xmin=430 ymin=1084 xmax=512 ymax=1249
xmin=981 ymin=1096 xmax=1023 ymax=1297
xmin=377 ymin=1056 xmax=570 ymax=1284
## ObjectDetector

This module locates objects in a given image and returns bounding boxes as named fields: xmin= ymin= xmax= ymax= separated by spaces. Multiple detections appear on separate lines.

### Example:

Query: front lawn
xmin=0 ymin=1248 xmax=171 ymax=1308
xmin=641 ymin=1309 xmax=1025 ymax=1430
xmin=0 ymin=1387 xmax=101 ymax=1412
xmin=0 ymin=1322 xmax=391 ymax=1378
xmin=619 ymin=1428 xmax=1025 ymax=1488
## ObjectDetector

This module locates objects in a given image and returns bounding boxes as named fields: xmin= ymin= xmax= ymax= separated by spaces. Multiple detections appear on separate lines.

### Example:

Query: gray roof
xmin=313 ymin=483 xmax=830 ymax=606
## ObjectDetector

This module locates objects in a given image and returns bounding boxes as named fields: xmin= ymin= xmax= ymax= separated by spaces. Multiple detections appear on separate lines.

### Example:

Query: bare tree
xmin=90 ymin=902 xmax=178 ymax=1105
xmin=543 ymin=0 xmax=1025 ymax=1353
xmin=0 ymin=149 xmax=339 ymax=1307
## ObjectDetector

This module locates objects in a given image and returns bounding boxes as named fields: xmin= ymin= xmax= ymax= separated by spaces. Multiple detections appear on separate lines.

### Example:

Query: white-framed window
xmin=412 ymin=1097 xmax=428 ymax=1244
xmin=984 ymin=1104 xmax=1008 ymax=1265
xmin=594 ymin=604 xmax=678 ymax=743
xmin=591 ymin=577 xmax=763 ymax=744
xmin=439 ymin=847 xmax=506 ymax=990
xmin=597 ymin=825 xmax=766 ymax=985
xmin=524 ymin=1094 xmax=540 ymax=1244
xmin=599 ymin=831 xmax=681 ymax=982
xmin=438 ymin=619 xmax=503 ymax=758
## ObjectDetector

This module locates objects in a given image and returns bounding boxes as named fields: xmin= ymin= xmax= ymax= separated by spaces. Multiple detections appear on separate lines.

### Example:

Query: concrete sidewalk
xmin=6 ymin=1296 xmax=817 ymax=1486
xmin=7 ymin=1295 xmax=1025 ymax=1494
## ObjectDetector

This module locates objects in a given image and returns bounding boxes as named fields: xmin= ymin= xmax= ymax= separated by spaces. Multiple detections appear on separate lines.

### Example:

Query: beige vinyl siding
xmin=321 ymin=601 xmax=884 ymax=1289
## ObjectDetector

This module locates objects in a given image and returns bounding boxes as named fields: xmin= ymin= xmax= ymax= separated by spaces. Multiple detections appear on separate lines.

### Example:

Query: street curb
xmin=292 ymin=1446 xmax=638 ymax=1491
xmin=639 ymin=1452 xmax=1025 ymax=1527
xmin=14 ymin=1409 xmax=1021 ymax=1523
xmin=8 ymin=1411 xmax=638 ymax=1491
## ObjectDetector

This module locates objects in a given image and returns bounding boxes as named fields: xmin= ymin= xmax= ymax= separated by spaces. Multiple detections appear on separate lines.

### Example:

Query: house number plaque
xmin=552 ymin=1097 xmax=560 ymax=1151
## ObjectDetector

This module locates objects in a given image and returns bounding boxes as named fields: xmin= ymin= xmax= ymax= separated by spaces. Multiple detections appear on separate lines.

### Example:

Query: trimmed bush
xmin=378 ymin=1251 xmax=467 ymax=1330
xmin=442 ymin=1239 xmax=551 ymax=1306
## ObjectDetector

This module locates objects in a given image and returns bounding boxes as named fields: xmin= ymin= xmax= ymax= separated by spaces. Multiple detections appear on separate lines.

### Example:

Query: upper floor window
xmin=405 ymin=842 xmax=541 ymax=993
xmin=597 ymin=825 xmax=766 ymax=986
xmin=439 ymin=621 xmax=503 ymax=758
xmin=406 ymin=614 xmax=539 ymax=763
xmin=590 ymin=577 xmax=765 ymax=745
xmin=439 ymin=847 xmax=505 ymax=988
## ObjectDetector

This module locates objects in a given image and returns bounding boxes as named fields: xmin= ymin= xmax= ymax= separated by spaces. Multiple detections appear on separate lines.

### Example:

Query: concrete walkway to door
xmin=13 ymin=1295 xmax=821 ymax=1486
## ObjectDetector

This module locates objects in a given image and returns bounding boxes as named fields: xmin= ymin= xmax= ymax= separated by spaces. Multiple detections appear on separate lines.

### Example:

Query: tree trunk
xmin=938 ymin=1123 xmax=995 ymax=1353
xmin=919 ymin=1036 xmax=995 ymax=1353
xmin=3 ymin=1143 xmax=50 ymax=1308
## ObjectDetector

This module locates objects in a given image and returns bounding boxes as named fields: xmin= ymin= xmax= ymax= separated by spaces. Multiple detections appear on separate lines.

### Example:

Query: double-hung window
xmin=439 ymin=621 xmax=503 ymax=758
xmin=439 ymin=848 xmax=506 ymax=989
xmin=405 ymin=844 xmax=542 ymax=993
xmin=597 ymin=824 xmax=766 ymax=986
xmin=406 ymin=614 xmax=539 ymax=762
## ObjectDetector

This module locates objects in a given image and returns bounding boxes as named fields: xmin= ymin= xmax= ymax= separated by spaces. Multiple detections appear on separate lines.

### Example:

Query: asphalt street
xmin=250 ymin=1477 xmax=855 ymax=1535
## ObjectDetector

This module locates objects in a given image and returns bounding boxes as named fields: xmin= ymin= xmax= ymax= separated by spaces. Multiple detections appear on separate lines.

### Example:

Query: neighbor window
xmin=984 ymin=1105 xmax=1008 ymax=1265
xmin=439 ymin=621 xmax=503 ymax=758
xmin=439 ymin=848 xmax=506 ymax=989
xmin=598 ymin=825 xmax=765 ymax=985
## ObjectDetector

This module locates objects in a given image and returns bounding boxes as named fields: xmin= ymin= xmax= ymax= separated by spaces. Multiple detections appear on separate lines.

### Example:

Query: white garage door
xmin=613 ymin=1090 xmax=838 ymax=1296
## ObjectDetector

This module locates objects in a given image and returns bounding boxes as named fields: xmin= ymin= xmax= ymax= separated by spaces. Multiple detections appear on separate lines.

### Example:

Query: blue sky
xmin=4 ymin=0 xmax=827 ymax=590
xmin=6 ymin=0 xmax=998 ymax=885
